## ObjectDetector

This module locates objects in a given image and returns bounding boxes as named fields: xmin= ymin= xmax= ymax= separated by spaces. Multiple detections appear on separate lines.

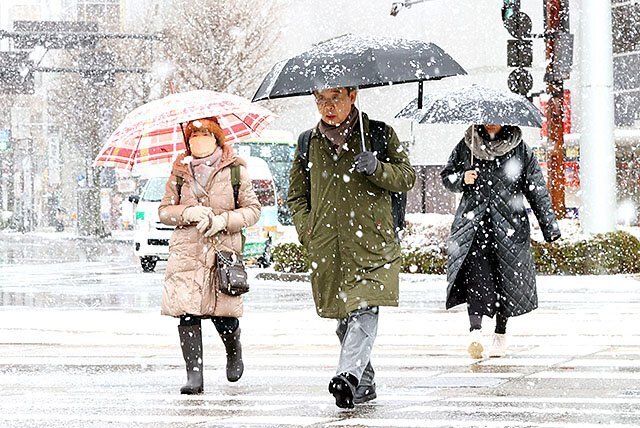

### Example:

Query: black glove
xmin=354 ymin=151 xmax=378 ymax=176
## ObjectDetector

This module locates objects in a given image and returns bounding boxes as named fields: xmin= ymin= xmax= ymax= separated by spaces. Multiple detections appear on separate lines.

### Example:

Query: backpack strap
xmin=369 ymin=119 xmax=388 ymax=160
xmin=175 ymin=176 xmax=184 ymax=200
xmin=230 ymin=165 xmax=241 ymax=209
xmin=368 ymin=120 xmax=407 ymax=234
xmin=228 ymin=164 xmax=245 ymax=250
xmin=297 ymin=129 xmax=313 ymax=210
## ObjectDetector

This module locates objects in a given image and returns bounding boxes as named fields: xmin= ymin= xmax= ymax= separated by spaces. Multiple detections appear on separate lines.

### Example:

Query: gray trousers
xmin=335 ymin=306 xmax=378 ymax=386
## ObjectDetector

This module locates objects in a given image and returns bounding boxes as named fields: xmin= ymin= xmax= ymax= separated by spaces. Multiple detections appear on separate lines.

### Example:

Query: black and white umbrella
xmin=252 ymin=33 xmax=466 ymax=102
xmin=396 ymin=85 xmax=543 ymax=163
xmin=252 ymin=33 xmax=466 ymax=150
xmin=395 ymin=84 xmax=544 ymax=127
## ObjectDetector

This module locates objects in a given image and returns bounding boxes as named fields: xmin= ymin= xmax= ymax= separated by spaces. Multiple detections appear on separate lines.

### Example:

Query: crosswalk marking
xmin=527 ymin=370 xmax=640 ymax=379
xmin=2 ymin=269 xmax=640 ymax=427
xmin=446 ymin=396 xmax=640 ymax=405
xmin=326 ymin=420 xmax=637 ymax=428
xmin=395 ymin=405 xmax=639 ymax=416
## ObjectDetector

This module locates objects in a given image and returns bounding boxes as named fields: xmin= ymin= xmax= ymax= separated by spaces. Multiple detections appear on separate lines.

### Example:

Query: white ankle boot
xmin=467 ymin=329 xmax=484 ymax=359
xmin=489 ymin=333 xmax=507 ymax=358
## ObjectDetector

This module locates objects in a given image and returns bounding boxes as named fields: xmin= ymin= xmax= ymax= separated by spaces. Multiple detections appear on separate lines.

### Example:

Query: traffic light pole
xmin=545 ymin=0 xmax=567 ymax=219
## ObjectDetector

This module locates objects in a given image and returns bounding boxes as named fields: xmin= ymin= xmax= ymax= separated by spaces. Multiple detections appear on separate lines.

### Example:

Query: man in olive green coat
xmin=287 ymin=87 xmax=415 ymax=408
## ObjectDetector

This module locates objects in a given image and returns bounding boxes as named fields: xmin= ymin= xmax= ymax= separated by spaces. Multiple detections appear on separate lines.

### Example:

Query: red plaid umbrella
xmin=94 ymin=90 xmax=274 ymax=170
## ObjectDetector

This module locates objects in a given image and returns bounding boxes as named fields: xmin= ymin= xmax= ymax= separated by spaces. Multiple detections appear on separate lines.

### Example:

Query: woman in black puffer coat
xmin=441 ymin=124 xmax=561 ymax=359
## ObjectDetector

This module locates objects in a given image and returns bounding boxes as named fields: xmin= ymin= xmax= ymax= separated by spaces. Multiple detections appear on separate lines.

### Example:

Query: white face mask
xmin=190 ymin=135 xmax=217 ymax=158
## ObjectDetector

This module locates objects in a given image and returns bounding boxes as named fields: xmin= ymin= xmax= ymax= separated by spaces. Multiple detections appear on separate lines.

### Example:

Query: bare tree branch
xmin=158 ymin=0 xmax=281 ymax=98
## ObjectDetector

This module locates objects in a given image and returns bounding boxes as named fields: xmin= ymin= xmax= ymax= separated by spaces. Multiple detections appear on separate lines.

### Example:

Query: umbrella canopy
xmin=94 ymin=90 xmax=274 ymax=170
xmin=395 ymin=84 xmax=544 ymax=128
xmin=252 ymin=33 xmax=467 ymax=101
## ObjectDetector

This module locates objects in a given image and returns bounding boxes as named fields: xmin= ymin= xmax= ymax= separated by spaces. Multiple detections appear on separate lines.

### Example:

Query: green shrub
xmin=532 ymin=231 xmax=640 ymax=275
xmin=401 ymin=249 xmax=447 ymax=274
xmin=272 ymin=243 xmax=309 ymax=273
xmin=272 ymin=242 xmax=448 ymax=275
xmin=273 ymin=231 xmax=640 ymax=276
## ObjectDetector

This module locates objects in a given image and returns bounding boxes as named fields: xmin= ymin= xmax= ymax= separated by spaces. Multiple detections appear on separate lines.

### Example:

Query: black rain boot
xmin=328 ymin=373 xmax=358 ymax=409
xmin=220 ymin=328 xmax=244 ymax=382
xmin=353 ymin=383 xmax=377 ymax=404
xmin=178 ymin=325 xmax=204 ymax=394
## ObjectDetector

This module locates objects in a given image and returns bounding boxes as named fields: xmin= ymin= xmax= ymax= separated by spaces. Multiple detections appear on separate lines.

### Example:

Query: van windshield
xmin=141 ymin=177 xmax=167 ymax=202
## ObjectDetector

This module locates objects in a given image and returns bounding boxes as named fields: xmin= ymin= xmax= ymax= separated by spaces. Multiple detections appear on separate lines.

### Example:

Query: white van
xmin=132 ymin=156 xmax=280 ymax=272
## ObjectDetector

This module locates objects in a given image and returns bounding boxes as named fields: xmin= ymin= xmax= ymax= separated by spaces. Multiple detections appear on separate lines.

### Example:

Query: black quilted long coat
xmin=441 ymin=133 xmax=561 ymax=317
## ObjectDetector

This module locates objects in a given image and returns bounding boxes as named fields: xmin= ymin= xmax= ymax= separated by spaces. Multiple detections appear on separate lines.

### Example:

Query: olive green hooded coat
xmin=287 ymin=114 xmax=416 ymax=319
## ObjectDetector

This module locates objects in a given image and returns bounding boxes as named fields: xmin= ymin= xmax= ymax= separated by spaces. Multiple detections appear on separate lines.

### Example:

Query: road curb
xmin=255 ymin=271 xmax=310 ymax=282
xmin=0 ymin=231 xmax=133 ymax=244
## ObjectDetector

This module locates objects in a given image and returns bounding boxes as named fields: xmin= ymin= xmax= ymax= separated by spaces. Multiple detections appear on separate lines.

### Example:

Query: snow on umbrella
xmin=252 ymin=33 xmax=465 ymax=151
xmin=94 ymin=90 xmax=274 ymax=170
xmin=395 ymin=84 xmax=544 ymax=128
xmin=252 ymin=33 xmax=466 ymax=101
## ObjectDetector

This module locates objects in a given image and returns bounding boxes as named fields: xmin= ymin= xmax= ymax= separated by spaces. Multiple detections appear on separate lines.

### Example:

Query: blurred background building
xmin=0 ymin=0 xmax=638 ymax=232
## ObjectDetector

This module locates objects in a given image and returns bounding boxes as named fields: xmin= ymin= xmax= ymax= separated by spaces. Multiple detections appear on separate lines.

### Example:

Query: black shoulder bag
xmin=213 ymin=165 xmax=250 ymax=296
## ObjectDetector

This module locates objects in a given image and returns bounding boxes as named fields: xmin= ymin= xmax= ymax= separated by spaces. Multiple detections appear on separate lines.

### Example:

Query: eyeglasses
xmin=314 ymin=94 xmax=347 ymax=106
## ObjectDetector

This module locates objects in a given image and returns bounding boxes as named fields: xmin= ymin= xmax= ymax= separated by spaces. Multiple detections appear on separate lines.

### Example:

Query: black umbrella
xmin=252 ymin=33 xmax=466 ymax=102
xmin=395 ymin=84 xmax=544 ymax=163
xmin=252 ymin=33 xmax=466 ymax=150
xmin=395 ymin=84 xmax=543 ymax=127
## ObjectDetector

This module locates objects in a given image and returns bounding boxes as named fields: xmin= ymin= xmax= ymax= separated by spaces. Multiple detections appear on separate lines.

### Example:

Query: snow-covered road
xmin=1 ymin=234 xmax=639 ymax=427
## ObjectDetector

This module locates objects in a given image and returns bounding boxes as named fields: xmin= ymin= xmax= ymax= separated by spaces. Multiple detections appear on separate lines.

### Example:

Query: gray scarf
xmin=464 ymin=126 xmax=522 ymax=161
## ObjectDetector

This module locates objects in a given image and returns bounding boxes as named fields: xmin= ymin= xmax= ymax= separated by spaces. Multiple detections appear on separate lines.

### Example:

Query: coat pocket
xmin=302 ymin=211 xmax=316 ymax=247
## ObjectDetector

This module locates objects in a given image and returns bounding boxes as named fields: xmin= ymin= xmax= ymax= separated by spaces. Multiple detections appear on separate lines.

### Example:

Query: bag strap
xmin=297 ymin=129 xmax=313 ymax=210
xmin=230 ymin=164 xmax=241 ymax=209
xmin=175 ymin=176 xmax=184 ymax=200
xmin=369 ymin=119 xmax=388 ymax=161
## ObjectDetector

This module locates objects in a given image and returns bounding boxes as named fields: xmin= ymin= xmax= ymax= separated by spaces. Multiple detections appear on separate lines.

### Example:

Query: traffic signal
xmin=544 ymin=31 xmax=574 ymax=82
xmin=508 ymin=68 xmax=533 ymax=97
xmin=502 ymin=0 xmax=519 ymax=22
xmin=507 ymin=39 xmax=533 ymax=68
xmin=502 ymin=1 xmax=532 ymax=39
xmin=612 ymin=2 xmax=640 ymax=54
xmin=502 ymin=0 xmax=533 ymax=97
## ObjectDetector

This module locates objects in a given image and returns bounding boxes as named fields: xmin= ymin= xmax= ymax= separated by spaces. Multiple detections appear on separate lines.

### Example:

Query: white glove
xmin=182 ymin=206 xmax=213 ymax=225
xmin=203 ymin=214 xmax=227 ymax=238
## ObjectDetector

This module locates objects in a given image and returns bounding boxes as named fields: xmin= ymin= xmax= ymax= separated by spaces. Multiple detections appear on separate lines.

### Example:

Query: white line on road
xmin=325 ymin=419 xmax=637 ymax=428
xmin=528 ymin=371 xmax=640 ymax=379
xmin=395 ymin=404 xmax=639 ymax=416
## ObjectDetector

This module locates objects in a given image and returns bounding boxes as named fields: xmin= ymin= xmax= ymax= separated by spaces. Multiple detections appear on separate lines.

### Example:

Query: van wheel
xmin=140 ymin=257 xmax=157 ymax=272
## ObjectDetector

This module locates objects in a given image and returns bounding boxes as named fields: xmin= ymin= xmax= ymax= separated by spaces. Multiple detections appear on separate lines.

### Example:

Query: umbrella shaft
xmin=356 ymin=94 xmax=366 ymax=152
